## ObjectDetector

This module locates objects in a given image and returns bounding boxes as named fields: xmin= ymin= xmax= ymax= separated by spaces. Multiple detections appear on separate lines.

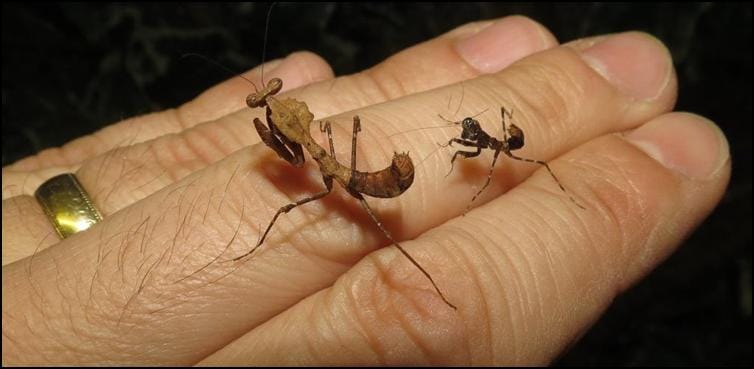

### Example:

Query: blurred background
xmin=2 ymin=3 xmax=750 ymax=365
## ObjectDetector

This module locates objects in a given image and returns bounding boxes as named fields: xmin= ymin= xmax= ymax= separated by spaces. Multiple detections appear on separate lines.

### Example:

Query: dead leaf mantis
xmin=237 ymin=77 xmax=457 ymax=310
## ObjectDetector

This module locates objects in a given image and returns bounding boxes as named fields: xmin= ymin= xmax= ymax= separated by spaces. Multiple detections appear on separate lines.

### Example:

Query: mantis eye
xmin=246 ymin=94 xmax=259 ymax=108
xmin=268 ymin=78 xmax=283 ymax=95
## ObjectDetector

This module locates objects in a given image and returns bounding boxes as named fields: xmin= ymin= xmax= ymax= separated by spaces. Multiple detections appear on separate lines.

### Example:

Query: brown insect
xmin=237 ymin=77 xmax=457 ymax=310
xmin=444 ymin=107 xmax=585 ymax=213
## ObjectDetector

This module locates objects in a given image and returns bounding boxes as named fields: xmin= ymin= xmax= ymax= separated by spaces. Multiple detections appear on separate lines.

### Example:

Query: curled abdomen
xmin=348 ymin=152 xmax=414 ymax=198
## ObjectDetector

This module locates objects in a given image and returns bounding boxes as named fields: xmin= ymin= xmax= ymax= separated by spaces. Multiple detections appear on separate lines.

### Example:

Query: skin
xmin=2 ymin=15 xmax=730 ymax=365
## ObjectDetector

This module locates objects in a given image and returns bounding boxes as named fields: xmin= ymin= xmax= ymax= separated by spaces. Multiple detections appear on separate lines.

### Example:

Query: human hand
xmin=2 ymin=16 xmax=730 ymax=365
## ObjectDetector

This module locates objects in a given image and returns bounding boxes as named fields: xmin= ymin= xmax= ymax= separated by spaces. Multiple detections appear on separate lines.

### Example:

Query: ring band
xmin=35 ymin=173 xmax=103 ymax=238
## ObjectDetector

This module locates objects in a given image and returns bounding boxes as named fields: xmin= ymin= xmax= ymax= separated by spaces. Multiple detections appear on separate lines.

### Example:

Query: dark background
xmin=2 ymin=3 xmax=751 ymax=365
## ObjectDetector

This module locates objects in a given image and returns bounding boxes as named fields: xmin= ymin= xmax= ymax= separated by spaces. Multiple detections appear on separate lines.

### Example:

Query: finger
xmin=289 ymin=15 xmax=559 ymax=118
xmin=2 ymin=165 xmax=80 ymax=265
xmin=6 ymin=51 xmax=334 ymax=172
xmin=1 ymin=16 xmax=559 ymax=258
xmin=1 ymin=195 xmax=58 ymax=265
xmin=5 ymin=15 xmax=555 ymax=173
xmin=2 ymin=31 xmax=675 ymax=364
xmin=199 ymin=112 xmax=730 ymax=365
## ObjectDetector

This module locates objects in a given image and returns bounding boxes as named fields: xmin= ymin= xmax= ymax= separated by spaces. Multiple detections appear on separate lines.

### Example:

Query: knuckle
xmin=361 ymin=66 xmax=410 ymax=103
xmin=495 ymin=56 xmax=586 ymax=146
xmin=151 ymin=123 xmax=238 ymax=177
xmin=564 ymin=139 xmax=673 ymax=289
xmin=446 ymin=217 xmax=549 ymax=345
xmin=337 ymin=252 xmax=475 ymax=363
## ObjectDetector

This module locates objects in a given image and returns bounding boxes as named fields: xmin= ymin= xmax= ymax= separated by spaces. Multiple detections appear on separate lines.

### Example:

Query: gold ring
xmin=35 ymin=173 xmax=103 ymax=239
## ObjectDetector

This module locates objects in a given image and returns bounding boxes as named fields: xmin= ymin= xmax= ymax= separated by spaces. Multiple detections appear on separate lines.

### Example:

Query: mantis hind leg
xmin=232 ymin=176 xmax=334 ymax=261
xmin=354 ymin=193 xmax=456 ymax=310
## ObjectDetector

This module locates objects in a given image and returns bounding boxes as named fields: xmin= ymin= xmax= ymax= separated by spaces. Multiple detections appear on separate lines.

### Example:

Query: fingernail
xmin=624 ymin=113 xmax=730 ymax=180
xmin=579 ymin=32 xmax=672 ymax=101
xmin=456 ymin=16 xmax=554 ymax=74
